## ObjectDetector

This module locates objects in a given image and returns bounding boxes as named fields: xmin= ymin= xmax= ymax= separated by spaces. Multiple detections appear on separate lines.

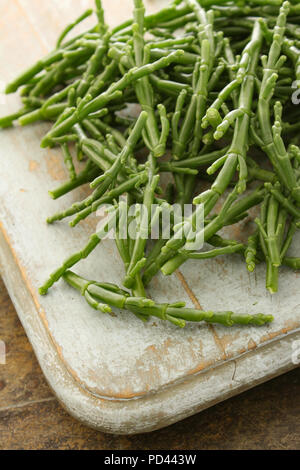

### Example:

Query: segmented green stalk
xmin=258 ymin=2 xmax=300 ymax=202
xmin=40 ymin=50 xmax=183 ymax=147
xmin=64 ymin=271 xmax=274 ymax=328
xmin=56 ymin=9 xmax=93 ymax=49
xmin=40 ymin=207 xmax=119 ymax=295
xmin=194 ymin=20 xmax=263 ymax=216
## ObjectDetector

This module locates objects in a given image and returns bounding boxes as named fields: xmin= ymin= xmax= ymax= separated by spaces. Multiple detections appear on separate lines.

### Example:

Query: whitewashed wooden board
xmin=0 ymin=0 xmax=299 ymax=434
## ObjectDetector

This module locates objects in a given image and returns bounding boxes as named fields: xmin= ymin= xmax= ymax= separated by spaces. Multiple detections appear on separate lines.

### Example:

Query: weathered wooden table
xmin=0 ymin=277 xmax=299 ymax=449
xmin=0 ymin=0 xmax=299 ymax=435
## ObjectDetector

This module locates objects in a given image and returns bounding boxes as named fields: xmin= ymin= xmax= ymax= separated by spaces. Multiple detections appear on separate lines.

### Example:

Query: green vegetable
xmin=63 ymin=270 xmax=274 ymax=327
xmin=2 ymin=0 xmax=300 ymax=328
xmin=56 ymin=9 xmax=94 ymax=49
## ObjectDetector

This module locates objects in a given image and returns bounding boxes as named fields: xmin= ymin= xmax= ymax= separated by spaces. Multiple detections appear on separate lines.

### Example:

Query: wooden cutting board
xmin=0 ymin=0 xmax=299 ymax=434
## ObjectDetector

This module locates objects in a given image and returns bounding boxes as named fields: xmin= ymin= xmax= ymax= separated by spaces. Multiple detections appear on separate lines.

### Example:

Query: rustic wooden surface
xmin=0 ymin=0 xmax=300 ymax=435
xmin=0 ymin=277 xmax=299 ymax=450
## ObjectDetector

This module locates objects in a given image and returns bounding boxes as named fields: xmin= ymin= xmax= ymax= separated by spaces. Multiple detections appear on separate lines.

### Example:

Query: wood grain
xmin=0 ymin=278 xmax=52 ymax=408
xmin=0 ymin=278 xmax=299 ymax=450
